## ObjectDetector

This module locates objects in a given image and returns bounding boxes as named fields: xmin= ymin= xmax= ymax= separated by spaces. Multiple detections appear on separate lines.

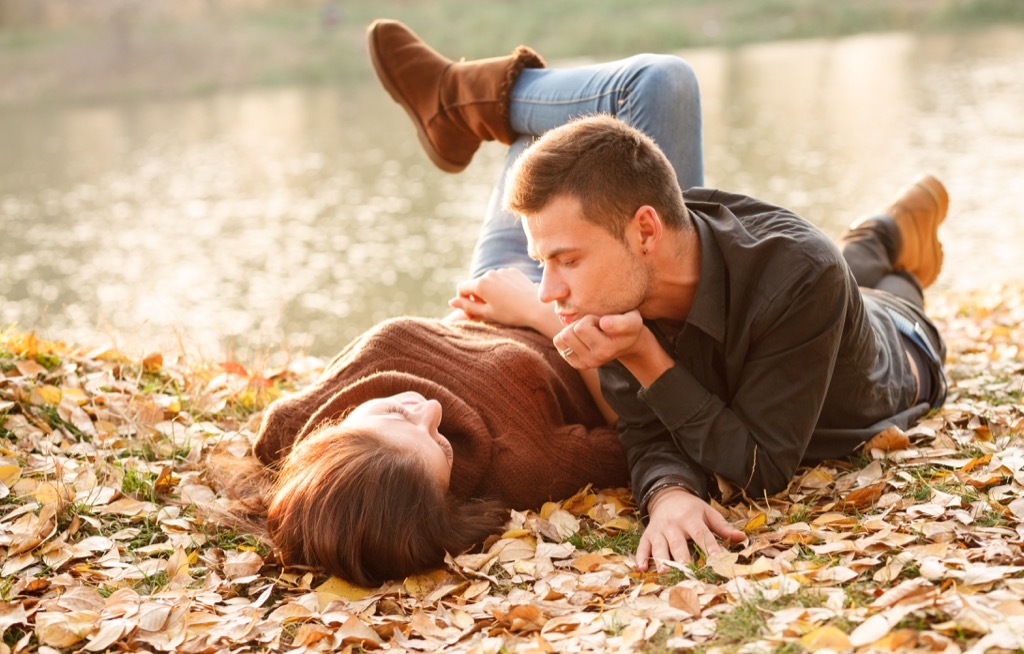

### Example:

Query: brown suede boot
xmin=367 ymin=19 xmax=546 ymax=173
xmin=884 ymin=174 xmax=949 ymax=288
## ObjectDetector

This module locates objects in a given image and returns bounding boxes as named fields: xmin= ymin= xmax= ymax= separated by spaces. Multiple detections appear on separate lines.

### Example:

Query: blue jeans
xmin=468 ymin=54 xmax=705 ymax=282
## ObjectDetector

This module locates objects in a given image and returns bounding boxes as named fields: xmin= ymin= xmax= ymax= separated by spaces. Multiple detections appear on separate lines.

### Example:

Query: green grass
xmin=120 ymin=465 xmax=158 ymax=503
xmin=565 ymin=523 xmax=643 ymax=557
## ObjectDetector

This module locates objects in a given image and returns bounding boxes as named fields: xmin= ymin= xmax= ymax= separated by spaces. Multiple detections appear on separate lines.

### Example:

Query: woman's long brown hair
xmin=213 ymin=422 xmax=507 ymax=587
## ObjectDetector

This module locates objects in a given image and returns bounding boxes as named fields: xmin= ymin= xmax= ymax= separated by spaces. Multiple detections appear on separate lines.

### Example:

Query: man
xmin=504 ymin=114 xmax=947 ymax=570
xmin=366 ymin=19 xmax=948 ymax=571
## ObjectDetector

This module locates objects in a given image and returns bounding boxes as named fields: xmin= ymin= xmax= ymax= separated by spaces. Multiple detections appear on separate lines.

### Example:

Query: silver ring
xmin=560 ymin=347 xmax=574 ymax=358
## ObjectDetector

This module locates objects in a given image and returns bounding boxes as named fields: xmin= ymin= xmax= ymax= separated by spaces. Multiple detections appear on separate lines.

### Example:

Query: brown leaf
xmin=493 ymin=605 xmax=546 ymax=633
xmin=841 ymin=482 xmax=887 ymax=510
xmin=142 ymin=353 xmax=163 ymax=372
xmin=667 ymin=585 xmax=701 ymax=617
xmin=864 ymin=426 xmax=910 ymax=452
xmin=35 ymin=610 xmax=98 ymax=648
xmin=571 ymin=553 xmax=613 ymax=573
xmin=14 ymin=359 xmax=47 ymax=378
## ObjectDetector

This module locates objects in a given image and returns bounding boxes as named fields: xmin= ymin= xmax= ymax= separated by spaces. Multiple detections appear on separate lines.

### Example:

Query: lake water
xmin=2 ymin=26 xmax=1022 ymax=360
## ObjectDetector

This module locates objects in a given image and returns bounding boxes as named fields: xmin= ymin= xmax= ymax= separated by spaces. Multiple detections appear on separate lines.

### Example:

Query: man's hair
xmin=504 ymin=114 xmax=689 ymax=239
xmin=265 ymin=422 xmax=507 ymax=587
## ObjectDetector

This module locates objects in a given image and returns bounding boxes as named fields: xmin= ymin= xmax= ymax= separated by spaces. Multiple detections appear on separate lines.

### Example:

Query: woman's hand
xmin=449 ymin=268 xmax=561 ymax=338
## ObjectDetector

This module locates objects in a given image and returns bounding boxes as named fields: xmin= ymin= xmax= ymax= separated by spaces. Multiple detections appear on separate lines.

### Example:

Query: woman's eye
xmin=388 ymin=405 xmax=411 ymax=419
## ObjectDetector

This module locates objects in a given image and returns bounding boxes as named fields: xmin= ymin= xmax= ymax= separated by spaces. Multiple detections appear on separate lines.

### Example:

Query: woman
xmin=228 ymin=22 xmax=705 ymax=587
xmin=253 ymin=271 xmax=629 ymax=587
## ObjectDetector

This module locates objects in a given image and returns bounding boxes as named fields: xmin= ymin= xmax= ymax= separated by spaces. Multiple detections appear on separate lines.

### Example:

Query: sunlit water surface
xmin=2 ymin=27 xmax=1022 ymax=359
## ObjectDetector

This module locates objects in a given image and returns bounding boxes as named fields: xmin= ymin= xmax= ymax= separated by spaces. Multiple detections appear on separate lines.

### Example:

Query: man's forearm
xmin=617 ymin=328 xmax=675 ymax=388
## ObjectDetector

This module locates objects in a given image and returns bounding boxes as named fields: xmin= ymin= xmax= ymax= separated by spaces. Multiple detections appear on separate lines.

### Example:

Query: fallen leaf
xmin=667 ymin=585 xmax=701 ymax=617
xmin=800 ymin=625 xmax=852 ymax=651
xmin=864 ymin=426 xmax=910 ymax=452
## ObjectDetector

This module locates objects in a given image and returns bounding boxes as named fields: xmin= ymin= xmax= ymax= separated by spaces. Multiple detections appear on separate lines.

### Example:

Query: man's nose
xmin=537 ymin=268 xmax=566 ymax=305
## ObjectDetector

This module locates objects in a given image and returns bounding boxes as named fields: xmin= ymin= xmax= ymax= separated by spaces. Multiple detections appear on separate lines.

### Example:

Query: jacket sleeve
xmin=608 ymin=261 xmax=850 ymax=502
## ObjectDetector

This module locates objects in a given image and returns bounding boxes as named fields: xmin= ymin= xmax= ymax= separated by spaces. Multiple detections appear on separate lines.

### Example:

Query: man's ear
xmin=631 ymin=205 xmax=663 ymax=254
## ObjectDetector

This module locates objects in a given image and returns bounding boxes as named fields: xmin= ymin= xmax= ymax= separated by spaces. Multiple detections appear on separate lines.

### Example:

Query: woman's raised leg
xmin=470 ymin=55 xmax=704 ymax=280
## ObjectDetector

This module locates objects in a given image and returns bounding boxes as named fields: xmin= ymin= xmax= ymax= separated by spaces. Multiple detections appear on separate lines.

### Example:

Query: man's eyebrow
xmin=529 ymin=245 xmax=576 ymax=262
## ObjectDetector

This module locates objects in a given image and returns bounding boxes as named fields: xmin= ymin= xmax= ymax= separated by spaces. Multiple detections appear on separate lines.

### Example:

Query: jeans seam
xmin=510 ymin=88 xmax=629 ymax=107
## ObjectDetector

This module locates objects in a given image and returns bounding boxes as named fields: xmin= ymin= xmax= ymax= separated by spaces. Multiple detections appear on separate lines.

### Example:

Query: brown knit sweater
xmin=253 ymin=318 xmax=629 ymax=507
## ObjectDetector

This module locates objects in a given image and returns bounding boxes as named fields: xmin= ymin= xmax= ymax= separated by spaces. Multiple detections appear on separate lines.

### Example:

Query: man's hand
xmin=553 ymin=312 xmax=673 ymax=386
xmin=636 ymin=488 xmax=746 ymax=572
xmin=552 ymin=312 xmax=644 ymax=368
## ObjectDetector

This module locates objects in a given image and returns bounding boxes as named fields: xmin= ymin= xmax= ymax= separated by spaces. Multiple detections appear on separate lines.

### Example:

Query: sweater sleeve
xmin=484 ymin=422 xmax=629 ymax=508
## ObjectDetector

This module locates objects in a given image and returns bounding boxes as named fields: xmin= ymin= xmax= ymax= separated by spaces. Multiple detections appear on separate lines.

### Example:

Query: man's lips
xmin=557 ymin=312 xmax=577 ymax=325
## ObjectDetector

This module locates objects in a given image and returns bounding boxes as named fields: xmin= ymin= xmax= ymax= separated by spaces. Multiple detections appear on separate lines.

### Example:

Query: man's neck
xmin=643 ymin=226 xmax=701 ymax=323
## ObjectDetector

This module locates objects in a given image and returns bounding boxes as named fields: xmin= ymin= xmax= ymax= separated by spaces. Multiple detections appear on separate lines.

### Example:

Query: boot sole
xmin=367 ymin=24 xmax=467 ymax=174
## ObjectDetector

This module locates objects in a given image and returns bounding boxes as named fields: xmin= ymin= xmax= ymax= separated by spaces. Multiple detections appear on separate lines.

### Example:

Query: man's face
xmin=524 ymin=194 xmax=651 ymax=325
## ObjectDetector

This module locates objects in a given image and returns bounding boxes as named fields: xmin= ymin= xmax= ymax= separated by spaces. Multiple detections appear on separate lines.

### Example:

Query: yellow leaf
xmin=871 ymin=629 xmax=919 ymax=650
xmin=314 ymin=576 xmax=374 ymax=609
xmin=743 ymin=512 xmax=768 ymax=532
xmin=600 ymin=517 xmax=634 ymax=532
xmin=0 ymin=464 xmax=22 ymax=486
xmin=61 ymin=387 xmax=89 ymax=406
xmin=797 ymin=468 xmax=834 ymax=489
xmin=33 ymin=384 xmax=62 ymax=405
xmin=403 ymin=569 xmax=448 ymax=599
xmin=562 ymin=487 xmax=597 ymax=515
xmin=501 ymin=528 xmax=533 ymax=539
xmin=165 ymin=547 xmax=190 ymax=579
xmin=33 ymin=481 xmax=73 ymax=506
xmin=539 ymin=501 xmax=560 ymax=520
xmin=153 ymin=466 xmax=175 ymax=494
xmin=961 ymin=454 xmax=993 ymax=473
xmin=799 ymin=625 xmax=852 ymax=651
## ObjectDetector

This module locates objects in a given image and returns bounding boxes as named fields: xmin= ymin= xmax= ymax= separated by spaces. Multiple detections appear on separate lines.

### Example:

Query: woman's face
xmin=342 ymin=391 xmax=454 ymax=489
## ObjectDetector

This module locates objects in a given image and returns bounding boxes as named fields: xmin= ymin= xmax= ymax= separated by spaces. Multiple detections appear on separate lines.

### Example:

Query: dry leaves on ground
xmin=1 ymin=286 xmax=1022 ymax=653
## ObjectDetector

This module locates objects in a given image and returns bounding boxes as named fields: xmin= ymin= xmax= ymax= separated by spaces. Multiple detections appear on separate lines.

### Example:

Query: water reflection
xmin=1 ymin=27 xmax=1022 ymax=358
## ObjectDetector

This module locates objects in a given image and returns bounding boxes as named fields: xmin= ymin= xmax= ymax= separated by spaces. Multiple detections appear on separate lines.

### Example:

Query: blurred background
xmin=2 ymin=0 xmax=1023 ymax=361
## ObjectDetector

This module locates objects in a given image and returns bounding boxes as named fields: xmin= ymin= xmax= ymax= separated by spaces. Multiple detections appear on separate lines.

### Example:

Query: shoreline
xmin=3 ymin=2 xmax=1024 ymax=109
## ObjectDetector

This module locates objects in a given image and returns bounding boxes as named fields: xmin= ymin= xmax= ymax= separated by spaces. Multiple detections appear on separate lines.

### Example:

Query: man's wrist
xmin=640 ymin=474 xmax=699 ymax=516
xmin=619 ymin=329 xmax=674 ymax=387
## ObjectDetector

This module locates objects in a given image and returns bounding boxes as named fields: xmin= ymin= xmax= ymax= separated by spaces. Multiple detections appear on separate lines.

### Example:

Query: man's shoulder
xmin=688 ymin=188 xmax=841 ymax=269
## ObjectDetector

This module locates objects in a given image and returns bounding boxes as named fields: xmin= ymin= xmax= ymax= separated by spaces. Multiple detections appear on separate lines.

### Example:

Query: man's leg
xmin=470 ymin=55 xmax=704 ymax=280
xmin=838 ymin=174 xmax=949 ymax=309
xmin=839 ymin=174 xmax=950 ymax=406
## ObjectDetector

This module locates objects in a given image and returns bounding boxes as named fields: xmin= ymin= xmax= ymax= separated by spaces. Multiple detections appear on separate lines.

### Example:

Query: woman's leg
xmin=469 ymin=54 xmax=704 ymax=281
